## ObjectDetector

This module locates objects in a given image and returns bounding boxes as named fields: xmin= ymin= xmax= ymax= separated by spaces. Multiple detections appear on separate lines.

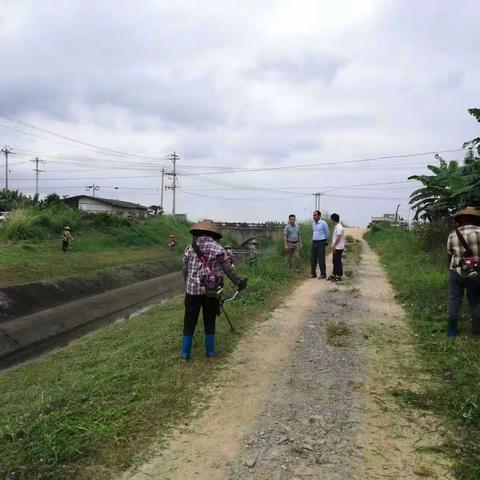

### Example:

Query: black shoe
xmin=320 ymin=275 xmax=327 ymax=279
xmin=327 ymin=275 xmax=335 ymax=281
xmin=310 ymin=274 xmax=317 ymax=278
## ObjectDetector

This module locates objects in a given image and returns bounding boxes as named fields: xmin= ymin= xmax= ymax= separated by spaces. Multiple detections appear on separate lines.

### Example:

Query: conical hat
xmin=454 ymin=207 xmax=480 ymax=218
xmin=190 ymin=219 xmax=222 ymax=238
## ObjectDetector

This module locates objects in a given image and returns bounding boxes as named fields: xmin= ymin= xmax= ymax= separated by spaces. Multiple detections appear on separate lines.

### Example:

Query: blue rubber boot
xmin=447 ymin=330 xmax=457 ymax=339
xmin=180 ymin=335 xmax=193 ymax=359
xmin=205 ymin=334 xmax=215 ymax=358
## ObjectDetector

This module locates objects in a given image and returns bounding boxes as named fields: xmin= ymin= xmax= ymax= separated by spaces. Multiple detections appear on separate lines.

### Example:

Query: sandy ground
xmin=123 ymin=228 xmax=452 ymax=480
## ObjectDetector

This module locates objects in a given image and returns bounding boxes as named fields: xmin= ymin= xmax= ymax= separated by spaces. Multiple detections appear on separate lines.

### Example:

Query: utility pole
xmin=395 ymin=203 xmax=401 ymax=222
xmin=314 ymin=192 xmax=324 ymax=211
xmin=31 ymin=157 xmax=45 ymax=197
xmin=160 ymin=167 xmax=165 ymax=214
xmin=1 ymin=145 xmax=14 ymax=190
xmin=165 ymin=152 xmax=179 ymax=219
xmin=86 ymin=184 xmax=100 ymax=198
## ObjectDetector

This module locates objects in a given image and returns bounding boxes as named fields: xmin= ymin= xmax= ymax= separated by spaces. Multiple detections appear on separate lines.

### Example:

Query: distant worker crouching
xmin=168 ymin=234 xmax=178 ymax=250
xmin=181 ymin=219 xmax=247 ymax=360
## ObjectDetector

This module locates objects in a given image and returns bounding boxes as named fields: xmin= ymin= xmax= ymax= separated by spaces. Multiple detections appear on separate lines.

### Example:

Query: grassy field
xmin=0 ymin=232 xmax=304 ymax=480
xmin=0 ymin=212 xmax=193 ymax=285
xmin=366 ymin=225 xmax=480 ymax=480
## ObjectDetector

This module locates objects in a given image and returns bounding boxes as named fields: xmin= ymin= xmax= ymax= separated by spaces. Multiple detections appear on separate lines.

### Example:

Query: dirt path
xmin=123 ymin=229 xmax=452 ymax=480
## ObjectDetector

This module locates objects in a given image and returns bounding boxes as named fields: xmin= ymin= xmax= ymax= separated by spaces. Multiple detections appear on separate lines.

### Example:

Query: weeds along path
xmin=124 ymin=229 xmax=452 ymax=480
xmin=123 ymin=267 xmax=322 ymax=480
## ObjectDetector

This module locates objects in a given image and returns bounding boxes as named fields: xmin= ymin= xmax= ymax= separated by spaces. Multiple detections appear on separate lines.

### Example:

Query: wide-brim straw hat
xmin=454 ymin=207 xmax=480 ymax=218
xmin=190 ymin=219 xmax=222 ymax=238
xmin=64 ymin=226 xmax=70 ymax=230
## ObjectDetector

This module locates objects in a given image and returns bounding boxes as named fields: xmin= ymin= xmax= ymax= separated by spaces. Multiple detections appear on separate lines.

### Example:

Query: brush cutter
xmin=218 ymin=290 xmax=240 ymax=332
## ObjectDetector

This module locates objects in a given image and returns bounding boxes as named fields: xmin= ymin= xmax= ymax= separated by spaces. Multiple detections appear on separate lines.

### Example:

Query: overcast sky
xmin=0 ymin=0 xmax=479 ymax=225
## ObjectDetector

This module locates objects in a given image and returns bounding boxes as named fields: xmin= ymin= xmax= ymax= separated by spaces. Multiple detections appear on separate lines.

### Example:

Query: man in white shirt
xmin=328 ymin=213 xmax=345 ymax=282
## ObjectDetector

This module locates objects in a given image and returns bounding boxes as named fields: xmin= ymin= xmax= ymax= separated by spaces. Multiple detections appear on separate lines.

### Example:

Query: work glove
xmin=238 ymin=277 xmax=248 ymax=291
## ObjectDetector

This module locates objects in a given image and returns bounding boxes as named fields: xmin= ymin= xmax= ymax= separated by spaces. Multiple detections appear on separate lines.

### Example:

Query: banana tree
xmin=409 ymin=109 xmax=480 ymax=220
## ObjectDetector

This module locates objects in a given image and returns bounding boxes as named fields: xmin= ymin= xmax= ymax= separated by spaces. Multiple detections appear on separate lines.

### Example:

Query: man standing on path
xmin=284 ymin=214 xmax=302 ymax=272
xmin=446 ymin=207 xmax=480 ymax=338
xmin=311 ymin=210 xmax=329 ymax=278
xmin=182 ymin=219 xmax=247 ymax=360
xmin=328 ymin=213 xmax=345 ymax=282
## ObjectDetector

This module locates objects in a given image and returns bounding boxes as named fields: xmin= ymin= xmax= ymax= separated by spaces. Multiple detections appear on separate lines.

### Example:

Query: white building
xmin=65 ymin=195 xmax=148 ymax=218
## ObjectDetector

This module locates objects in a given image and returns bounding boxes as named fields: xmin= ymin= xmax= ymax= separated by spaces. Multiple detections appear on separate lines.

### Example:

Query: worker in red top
xmin=168 ymin=234 xmax=178 ymax=249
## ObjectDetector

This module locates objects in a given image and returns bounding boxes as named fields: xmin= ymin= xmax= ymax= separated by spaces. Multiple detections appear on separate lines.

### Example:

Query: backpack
xmin=456 ymin=228 xmax=480 ymax=278
xmin=192 ymin=241 xmax=224 ymax=297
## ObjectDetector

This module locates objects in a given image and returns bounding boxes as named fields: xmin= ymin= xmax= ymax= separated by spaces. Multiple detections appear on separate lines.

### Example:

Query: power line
xmin=177 ymin=148 xmax=465 ymax=176
xmin=0 ymin=113 xmax=169 ymax=160
xmin=0 ymin=115 xmax=464 ymax=174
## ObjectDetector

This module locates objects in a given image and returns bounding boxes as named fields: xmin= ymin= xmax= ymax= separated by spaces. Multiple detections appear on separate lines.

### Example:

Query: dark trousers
xmin=183 ymin=294 xmax=219 ymax=336
xmin=311 ymin=240 xmax=327 ymax=277
xmin=448 ymin=270 xmax=480 ymax=334
xmin=332 ymin=249 xmax=344 ymax=277
xmin=62 ymin=240 xmax=69 ymax=252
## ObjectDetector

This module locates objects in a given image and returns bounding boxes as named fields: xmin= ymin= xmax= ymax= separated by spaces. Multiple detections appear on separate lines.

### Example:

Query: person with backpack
xmin=447 ymin=207 xmax=480 ymax=337
xmin=181 ymin=219 xmax=247 ymax=359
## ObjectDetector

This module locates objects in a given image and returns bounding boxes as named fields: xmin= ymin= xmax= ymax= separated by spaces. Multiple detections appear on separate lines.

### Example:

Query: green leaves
xmin=463 ymin=108 xmax=480 ymax=148
xmin=409 ymin=154 xmax=480 ymax=220
xmin=409 ymin=110 xmax=480 ymax=220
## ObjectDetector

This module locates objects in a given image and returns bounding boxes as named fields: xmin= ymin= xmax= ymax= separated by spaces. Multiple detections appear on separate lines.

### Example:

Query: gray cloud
xmin=1 ymin=0 xmax=479 ymax=225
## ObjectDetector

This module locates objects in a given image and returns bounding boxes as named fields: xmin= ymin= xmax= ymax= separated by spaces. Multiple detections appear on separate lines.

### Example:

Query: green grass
xmin=326 ymin=321 xmax=351 ymax=347
xmin=0 ymin=241 xmax=301 ymax=480
xmin=366 ymin=225 xmax=480 ymax=480
xmin=0 ymin=214 xmax=193 ymax=285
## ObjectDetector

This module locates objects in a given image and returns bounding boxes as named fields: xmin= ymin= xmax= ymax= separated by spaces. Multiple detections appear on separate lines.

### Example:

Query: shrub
xmin=412 ymin=220 xmax=454 ymax=254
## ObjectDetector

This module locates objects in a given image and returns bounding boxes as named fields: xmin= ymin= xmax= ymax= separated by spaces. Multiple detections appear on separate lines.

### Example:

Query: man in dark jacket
xmin=181 ymin=219 xmax=247 ymax=359
xmin=447 ymin=207 xmax=480 ymax=337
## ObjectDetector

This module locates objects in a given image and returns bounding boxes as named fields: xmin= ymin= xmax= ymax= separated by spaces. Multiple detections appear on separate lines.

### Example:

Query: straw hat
xmin=454 ymin=207 xmax=480 ymax=218
xmin=190 ymin=219 xmax=222 ymax=238
xmin=64 ymin=226 xmax=70 ymax=230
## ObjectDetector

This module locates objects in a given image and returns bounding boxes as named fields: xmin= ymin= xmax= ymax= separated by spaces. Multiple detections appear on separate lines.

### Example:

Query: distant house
xmin=65 ymin=195 xmax=148 ymax=218
xmin=371 ymin=213 xmax=399 ymax=224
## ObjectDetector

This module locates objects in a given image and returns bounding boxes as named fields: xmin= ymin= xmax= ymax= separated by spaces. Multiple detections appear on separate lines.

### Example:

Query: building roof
xmin=66 ymin=195 xmax=148 ymax=210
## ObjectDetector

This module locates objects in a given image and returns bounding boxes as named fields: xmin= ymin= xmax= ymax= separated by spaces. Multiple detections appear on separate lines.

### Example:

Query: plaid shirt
xmin=183 ymin=236 xmax=241 ymax=295
xmin=447 ymin=225 xmax=480 ymax=271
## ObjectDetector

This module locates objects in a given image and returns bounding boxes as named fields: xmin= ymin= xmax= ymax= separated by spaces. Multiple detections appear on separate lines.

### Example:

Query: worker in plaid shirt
xmin=181 ymin=219 xmax=247 ymax=359
xmin=447 ymin=207 xmax=480 ymax=337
